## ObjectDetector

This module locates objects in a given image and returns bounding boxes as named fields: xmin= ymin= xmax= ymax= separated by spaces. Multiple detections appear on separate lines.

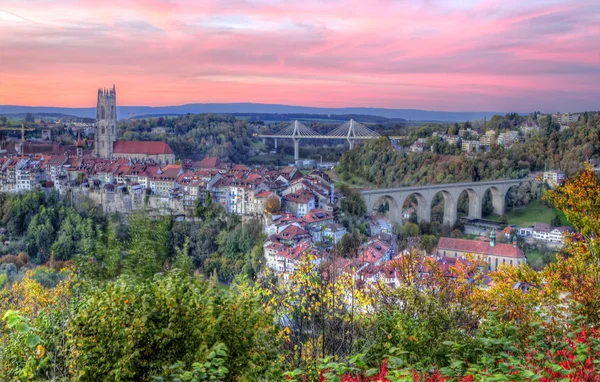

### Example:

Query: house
xmin=149 ymin=164 xmax=182 ymax=197
xmin=254 ymin=190 xmax=280 ymax=214
xmin=435 ymin=232 xmax=526 ymax=271
xmin=360 ymin=240 xmax=392 ymax=265
xmin=496 ymin=131 xmax=519 ymax=146
xmin=543 ymin=170 xmax=566 ymax=188
xmin=517 ymin=227 xmax=533 ymax=238
xmin=532 ymin=223 xmax=573 ymax=243
xmin=263 ymin=241 xmax=286 ymax=272
xmin=303 ymin=209 xmax=335 ymax=228
xmin=502 ymin=226 xmax=515 ymax=240
xmin=461 ymin=140 xmax=480 ymax=153
xmin=282 ymin=189 xmax=316 ymax=217
xmin=276 ymin=224 xmax=311 ymax=245
xmin=269 ymin=240 xmax=312 ymax=274
xmin=444 ymin=135 xmax=461 ymax=146
xmin=409 ymin=142 xmax=425 ymax=153
xmin=309 ymin=223 xmax=346 ymax=245
xmin=479 ymin=130 xmax=495 ymax=147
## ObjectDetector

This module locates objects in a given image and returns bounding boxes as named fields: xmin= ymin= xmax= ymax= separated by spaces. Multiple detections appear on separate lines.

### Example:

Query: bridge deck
xmin=360 ymin=179 xmax=525 ymax=195
xmin=257 ymin=135 xmax=378 ymax=139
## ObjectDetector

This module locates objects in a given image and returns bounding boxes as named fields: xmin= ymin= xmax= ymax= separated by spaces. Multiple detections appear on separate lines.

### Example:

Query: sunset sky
xmin=0 ymin=0 xmax=598 ymax=112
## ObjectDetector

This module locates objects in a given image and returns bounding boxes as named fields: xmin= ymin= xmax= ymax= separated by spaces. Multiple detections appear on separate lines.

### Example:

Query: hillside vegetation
xmin=337 ymin=113 xmax=600 ymax=187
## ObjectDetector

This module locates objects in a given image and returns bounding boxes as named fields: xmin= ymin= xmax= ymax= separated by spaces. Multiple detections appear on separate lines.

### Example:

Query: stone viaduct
xmin=361 ymin=179 xmax=523 ymax=227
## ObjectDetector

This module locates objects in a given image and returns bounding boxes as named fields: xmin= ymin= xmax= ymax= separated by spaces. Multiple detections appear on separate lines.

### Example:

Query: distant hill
xmin=0 ymin=112 xmax=94 ymax=123
xmin=0 ymin=103 xmax=503 ymax=122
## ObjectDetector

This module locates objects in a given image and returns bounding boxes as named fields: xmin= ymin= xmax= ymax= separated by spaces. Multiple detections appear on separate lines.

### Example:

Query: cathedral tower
xmin=95 ymin=85 xmax=117 ymax=158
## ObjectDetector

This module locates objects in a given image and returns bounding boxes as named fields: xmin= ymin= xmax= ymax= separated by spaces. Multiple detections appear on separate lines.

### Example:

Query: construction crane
xmin=0 ymin=123 xmax=36 ymax=156
xmin=0 ymin=123 xmax=36 ymax=143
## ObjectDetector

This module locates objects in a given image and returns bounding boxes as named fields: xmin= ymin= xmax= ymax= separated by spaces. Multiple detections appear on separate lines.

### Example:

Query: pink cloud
xmin=0 ymin=0 xmax=598 ymax=112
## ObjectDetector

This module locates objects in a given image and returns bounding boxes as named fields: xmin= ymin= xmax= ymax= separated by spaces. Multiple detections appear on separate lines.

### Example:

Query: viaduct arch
xmin=361 ymin=179 xmax=523 ymax=227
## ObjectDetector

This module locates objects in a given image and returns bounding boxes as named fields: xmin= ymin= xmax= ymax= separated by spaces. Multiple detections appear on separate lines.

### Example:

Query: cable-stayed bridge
xmin=257 ymin=119 xmax=381 ymax=160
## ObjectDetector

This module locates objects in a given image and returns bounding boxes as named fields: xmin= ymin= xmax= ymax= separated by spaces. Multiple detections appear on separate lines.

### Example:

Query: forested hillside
xmin=118 ymin=114 xmax=260 ymax=162
xmin=337 ymin=113 xmax=600 ymax=187
xmin=0 ymin=191 xmax=264 ymax=283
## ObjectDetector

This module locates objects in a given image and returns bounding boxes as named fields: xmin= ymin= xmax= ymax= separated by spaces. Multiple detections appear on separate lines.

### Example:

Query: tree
xmin=400 ymin=222 xmax=419 ymax=239
xmin=340 ymin=185 xmax=367 ymax=217
xmin=258 ymin=253 xmax=373 ymax=367
xmin=265 ymin=196 xmax=280 ymax=213
xmin=550 ymin=214 xmax=562 ymax=227
xmin=123 ymin=212 xmax=170 ymax=279
xmin=67 ymin=273 xmax=281 ymax=381
xmin=337 ymin=233 xmax=361 ymax=258
xmin=24 ymin=113 xmax=35 ymax=123
xmin=499 ymin=214 xmax=508 ymax=225
xmin=420 ymin=235 xmax=437 ymax=253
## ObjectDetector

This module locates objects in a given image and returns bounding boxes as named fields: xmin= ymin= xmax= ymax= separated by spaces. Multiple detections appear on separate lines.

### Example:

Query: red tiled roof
xmin=361 ymin=240 xmax=389 ymax=264
xmin=255 ymin=190 xmax=274 ymax=198
xmin=113 ymin=141 xmax=173 ymax=155
xmin=276 ymin=225 xmax=309 ymax=241
xmin=303 ymin=209 xmax=333 ymax=223
xmin=282 ymin=189 xmax=314 ymax=204
xmin=198 ymin=156 xmax=221 ymax=169
xmin=276 ymin=240 xmax=311 ymax=261
xmin=437 ymin=237 xmax=525 ymax=259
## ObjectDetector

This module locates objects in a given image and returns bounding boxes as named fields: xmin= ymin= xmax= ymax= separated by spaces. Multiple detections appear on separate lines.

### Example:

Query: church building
xmin=435 ymin=230 xmax=526 ymax=271
xmin=95 ymin=86 xmax=175 ymax=164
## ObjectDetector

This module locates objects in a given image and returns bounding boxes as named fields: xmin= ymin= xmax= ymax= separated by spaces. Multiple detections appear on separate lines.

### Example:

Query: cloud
xmin=0 ymin=0 xmax=598 ymax=111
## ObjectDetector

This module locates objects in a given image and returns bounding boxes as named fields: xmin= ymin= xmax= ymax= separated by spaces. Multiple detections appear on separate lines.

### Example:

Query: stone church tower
xmin=95 ymin=85 xmax=117 ymax=158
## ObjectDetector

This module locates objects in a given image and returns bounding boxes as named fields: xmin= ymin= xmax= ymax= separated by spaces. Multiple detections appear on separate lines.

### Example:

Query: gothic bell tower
xmin=95 ymin=85 xmax=117 ymax=158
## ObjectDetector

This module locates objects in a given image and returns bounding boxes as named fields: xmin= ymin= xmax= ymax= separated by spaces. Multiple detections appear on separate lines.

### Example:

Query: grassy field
xmin=247 ymin=153 xmax=295 ymax=165
xmin=488 ymin=199 xmax=570 ymax=227
xmin=327 ymin=169 xmax=375 ymax=189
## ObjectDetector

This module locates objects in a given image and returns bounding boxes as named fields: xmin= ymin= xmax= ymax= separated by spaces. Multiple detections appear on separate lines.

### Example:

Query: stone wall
xmin=71 ymin=188 xmax=186 ymax=216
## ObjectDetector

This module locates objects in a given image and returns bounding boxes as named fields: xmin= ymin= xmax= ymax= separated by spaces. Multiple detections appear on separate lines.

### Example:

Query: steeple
xmin=489 ymin=229 xmax=496 ymax=247
xmin=76 ymin=130 xmax=83 ymax=158
xmin=95 ymin=85 xmax=117 ymax=159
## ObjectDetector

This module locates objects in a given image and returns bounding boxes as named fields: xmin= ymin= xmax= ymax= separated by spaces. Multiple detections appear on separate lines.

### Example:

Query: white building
xmin=532 ymin=223 xmax=573 ymax=243
xmin=461 ymin=140 xmax=480 ymax=153
xmin=543 ymin=170 xmax=566 ymax=188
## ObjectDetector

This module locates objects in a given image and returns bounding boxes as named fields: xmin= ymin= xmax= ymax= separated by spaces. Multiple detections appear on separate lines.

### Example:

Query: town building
xmin=435 ymin=231 xmax=526 ymax=271
xmin=543 ymin=170 xmax=566 ymax=188
xmin=282 ymin=189 xmax=316 ymax=217
xmin=496 ymin=131 xmax=519 ymax=146
xmin=461 ymin=140 xmax=480 ymax=153
xmin=479 ymin=130 xmax=496 ymax=148
xmin=531 ymin=223 xmax=573 ymax=243
xmin=552 ymin=112 xmax=581 ymax=125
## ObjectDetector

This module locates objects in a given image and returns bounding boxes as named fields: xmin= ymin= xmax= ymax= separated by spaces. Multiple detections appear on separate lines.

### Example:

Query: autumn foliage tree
xmin=265 ymin=195 xmax=281 ymax=213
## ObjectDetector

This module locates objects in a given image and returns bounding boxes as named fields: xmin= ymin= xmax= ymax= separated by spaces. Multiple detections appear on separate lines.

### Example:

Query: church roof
xmin=113 ymin=141 xmax=173 ymax=155
xmin=437 ymin=237 xmax=526 ymax=259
